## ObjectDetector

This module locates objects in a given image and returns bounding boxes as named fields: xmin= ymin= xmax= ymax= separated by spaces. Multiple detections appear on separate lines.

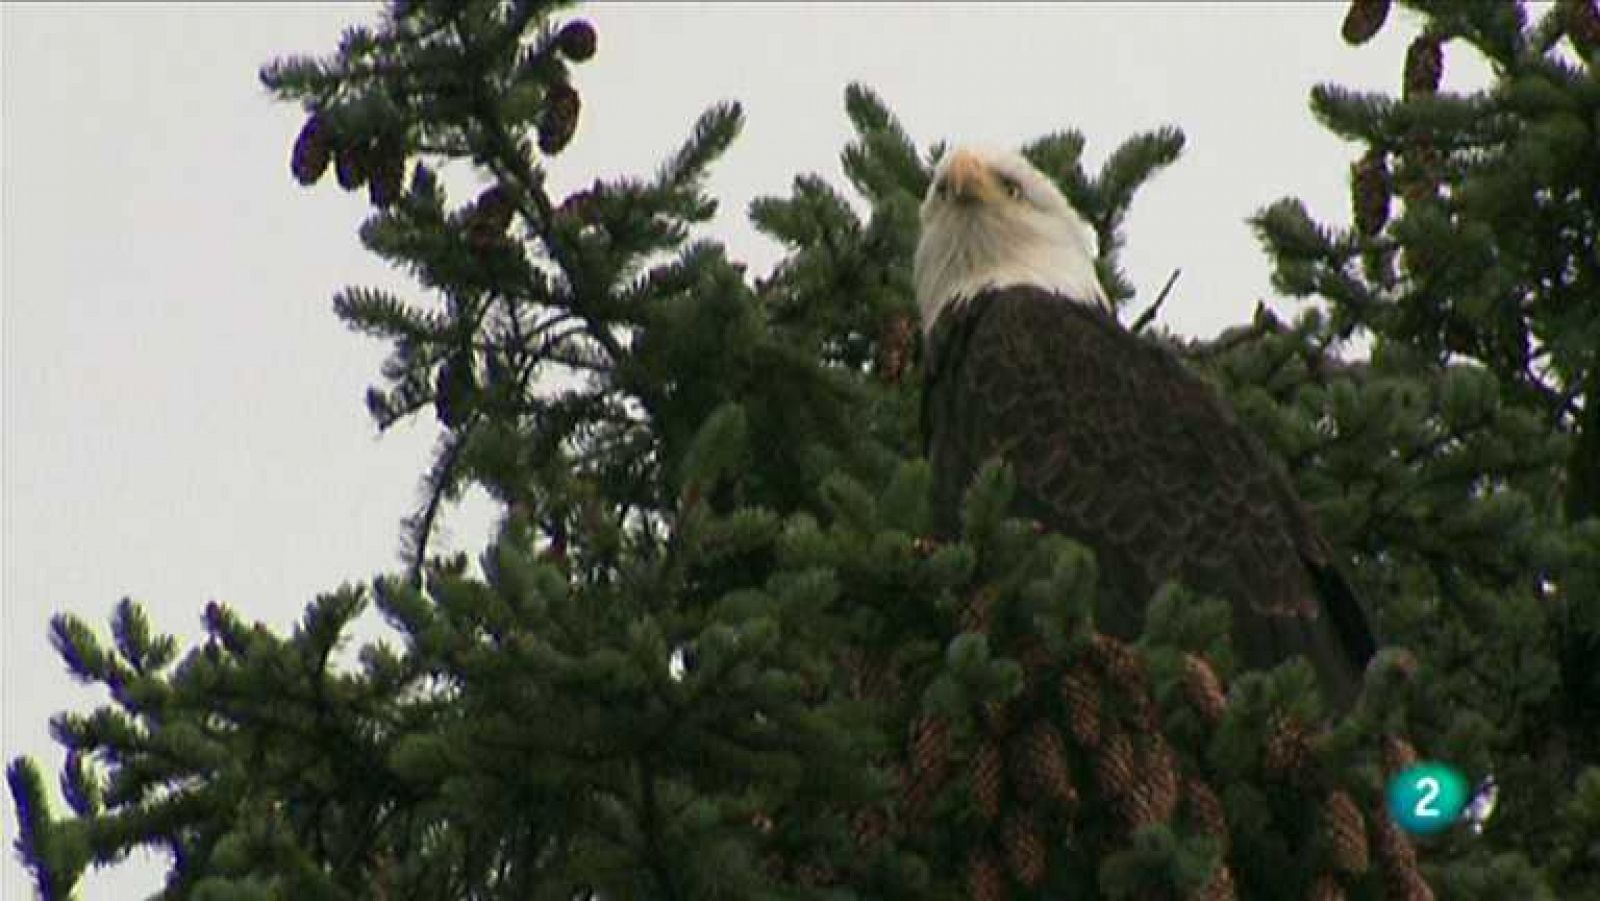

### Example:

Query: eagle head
xmin=913 ymin=146 xmax=1108 ymax=334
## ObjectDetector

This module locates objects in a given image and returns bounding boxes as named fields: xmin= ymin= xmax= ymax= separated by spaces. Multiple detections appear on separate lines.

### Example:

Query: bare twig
xmin=1132 ymin=268 xmax=1181 ymax=333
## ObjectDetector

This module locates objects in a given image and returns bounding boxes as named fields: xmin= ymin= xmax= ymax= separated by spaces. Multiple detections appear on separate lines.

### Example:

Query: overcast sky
xmin=3 ymin=2 xmax=1487 ymax=895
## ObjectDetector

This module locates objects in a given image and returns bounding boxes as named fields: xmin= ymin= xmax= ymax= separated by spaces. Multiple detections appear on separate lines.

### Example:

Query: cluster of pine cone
xmin=821 ymin=600 xmax=1434 ymax=901
xmin=287 ymin=18 xmax=600 ymax=203
xmin=290 ymin=113 xmax=408 ymax=208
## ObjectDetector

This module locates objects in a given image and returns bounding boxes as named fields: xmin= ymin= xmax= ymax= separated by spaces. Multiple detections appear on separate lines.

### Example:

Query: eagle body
xmin=916 ymin=147 xmax=1375 ymax=711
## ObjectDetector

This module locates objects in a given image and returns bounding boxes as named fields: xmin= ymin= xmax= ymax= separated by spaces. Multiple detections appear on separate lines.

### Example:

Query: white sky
xmin=3 ymin=2 xmax=1486 ymax=896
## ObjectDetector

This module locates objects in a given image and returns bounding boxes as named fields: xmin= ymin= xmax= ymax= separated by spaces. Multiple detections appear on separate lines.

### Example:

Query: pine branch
xmin=1131 ymin=268 xmax=1182 ymax=333
xmin=402 ymin=426 xmax=474 ymax=585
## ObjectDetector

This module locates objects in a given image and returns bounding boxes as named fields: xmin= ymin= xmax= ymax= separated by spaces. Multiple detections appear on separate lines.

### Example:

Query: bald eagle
xmin=915 ymin=146 xmax=1376 ymax=711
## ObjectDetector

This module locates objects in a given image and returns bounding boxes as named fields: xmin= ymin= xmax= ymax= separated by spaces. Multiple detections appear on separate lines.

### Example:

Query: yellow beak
xmin=942 ymin=149 xmax=999 ymax=204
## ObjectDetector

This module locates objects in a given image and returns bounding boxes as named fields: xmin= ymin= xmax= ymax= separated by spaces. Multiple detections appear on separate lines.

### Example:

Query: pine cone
xmin=1404 ymin=35 xmax=1443 ymax=98
xmin=1264 ymin=714 xmax=1313 ymax=777
xmin=903 ymin=717 xmax=951 ymax=823
xmin=1399 ymin=141 xmax=1444 ymax=205
xmin=967 ymin=849 xmax=1007 ymax=901
xmin=900 ymin=763 xmax=937 ymax=825
xmin=972 ymin=740 xmax=1004 ymax=821
xmin=1185 ymin=778 xmax=1228 ymax=847
xmin=1373 ymin=809 xmax=1433 ymax=900
xmin=334 ymin=141 xmax=369 ymax=191
xmin=877 ymin=312 xmax=915 ymax=383
xmin=1097 ymin=730 xmax=1140 ymax=825
xmin=910 ymin=715 xmax=952 ymax=781
xmin=1182 ymin=654 xmax=1228 ymax=727
xmin=367 ymin=133 xmax=406 ymax=209
xmin=1198 ymin=861 xmax=1239 ymax=901
xmin=1089 ymin=633 xmax=1144 ymax=687
xmin=1060 ymin=664 xmax=1101 ymax=748
xmin=1023 ymin=721 xmax=1077 ymax=809
xmin=1396 ymin=874 xmax=1436 ymax=901
xmin=1341 ymin=0 xmax=1391 ymax=46
xmin=1307 ymin=874 xmax=1345 ymax=901
xmin=434 ymin=352 xmax=476 ymax=428
xmin=1002 ymin=811 xmax=1048 ymax=887
xmin=290 ymin=113 xmax=332 ymax=186
xmin=1381 ymin=734 xmax=1418 ymax=776
xmin=466 ymin=185 xmax=516 ymax=249
xmin=1352 ymin=149 xmax=1391 ymax=238
xmin=538 ymin=82 xmax=581 ymax=155
xmin=556 ymin=19 xmax=598 ymax=62
xmin=1140 ymin=734 xmax=1181 ymax=825
xmin=1322 ymin=791 xmax=1370 ymax=874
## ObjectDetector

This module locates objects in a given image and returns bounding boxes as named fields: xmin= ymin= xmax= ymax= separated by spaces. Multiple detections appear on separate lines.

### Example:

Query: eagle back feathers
xmin=923 ymin=286 xmax=1375 ymax=709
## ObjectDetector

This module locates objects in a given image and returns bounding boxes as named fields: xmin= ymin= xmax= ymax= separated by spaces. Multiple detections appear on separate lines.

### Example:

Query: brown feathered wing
xmin=924 ymin=285 xmax=1375 ymax=710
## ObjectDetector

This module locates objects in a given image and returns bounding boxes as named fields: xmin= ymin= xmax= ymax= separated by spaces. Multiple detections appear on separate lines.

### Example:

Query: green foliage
xmin=10 ymin=0 xmax=1596 ymax=897
xmin=1247 ymin=0 xmax=1600 ymax=895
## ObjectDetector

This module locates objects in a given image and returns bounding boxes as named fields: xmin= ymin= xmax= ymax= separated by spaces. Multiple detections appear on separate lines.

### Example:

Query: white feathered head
xmin=913 ymin=146 xmax=1108 ymax=333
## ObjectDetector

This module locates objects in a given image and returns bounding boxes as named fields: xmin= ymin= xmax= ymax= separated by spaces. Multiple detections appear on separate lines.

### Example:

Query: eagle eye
xmin=1000 ymin=176 xmax=1023 ymax=200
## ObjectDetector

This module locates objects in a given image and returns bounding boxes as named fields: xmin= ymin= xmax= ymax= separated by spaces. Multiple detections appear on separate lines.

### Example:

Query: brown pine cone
xmin=1395 ymin=874 xmax=1436 ymax=901
xmin=434 ymin=352 xmax=476 ymax=428
xmin=1089 ymin=633 xmax=1145 ymax=687
xmin=1404 ymin=35 xmax=1443 ymax=98
xmin=1097 ymin=730 xmax=1140 ymax=825
xmin=1185 ymin=778 xmax=1228 ymax=847
xmin=1352 ymin=149 xmax=1391 ymax=238
xmin=876 ymin=312 xmax=915 ymax=384
xmin=1061 ymin=664 xmax=1101 ymax=748
xmin=972 ymin=740 xmax=1004 ymax=821
xmin=1373 ymin=809 xmax=1433 ymax=900
xmin=466 ymin=185 xmax=516 ymax=249
xmin=367 ymin=133 xmax=406 ymax=209
xmin=1197 ymin=860 xmax=1239 ymax=901
xmin=1182 ymin=653 xmax=1228 ymax=727
xmin=902 ymin=717 xmax=950 ymax=823
xmin=334 ymin=141 xmax=369 ymax=191
xmin=290 ymin=113 xmax=332 ymax=186
xmin=967 ymin=848 xmax=1007 ymax=901
xmin=538 ymin=82 xmax=581 ymax=155
xmin=1341 ymin=0 xmax=1391 ymax=45
xmin=910 ymin=715 xmax=951 ymax=779
xmin=1023 ymin=721 xmax=1077 ymax=809
xmin=1381 ymin=734 xmax=1418 ymax=776
xmin=1140 ymin=733 xmax=1181 ymax=825
xmin=556 ymin=19 xmax=598 ymax=62
xmin=1002 ymin=811 xmax=1048 ymax=887
xmin=1398 ymin=141 xmax=1444 ymax=205
xmin=899 ymin=763 xmax=936 ymax=825
xmin=1264 ymin=714 xmax=1314 ymax=777
xmin=1322 ymin=791 xmax=1370 ymax=874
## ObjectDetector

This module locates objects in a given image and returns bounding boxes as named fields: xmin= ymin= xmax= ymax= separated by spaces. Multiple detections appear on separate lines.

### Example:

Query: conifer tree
xmin=1249 ymin=0 xmax=1600 ymax=895
xmin=9 ymin=1 xmax=1593 ymax=898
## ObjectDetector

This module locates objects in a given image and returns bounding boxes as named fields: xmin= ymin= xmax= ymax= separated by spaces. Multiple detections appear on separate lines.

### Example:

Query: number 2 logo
xmin=1413 ymin=776 xmax=1441 ymax=818
xmin=1387 ymin=762 xmax=1468 ymax=836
